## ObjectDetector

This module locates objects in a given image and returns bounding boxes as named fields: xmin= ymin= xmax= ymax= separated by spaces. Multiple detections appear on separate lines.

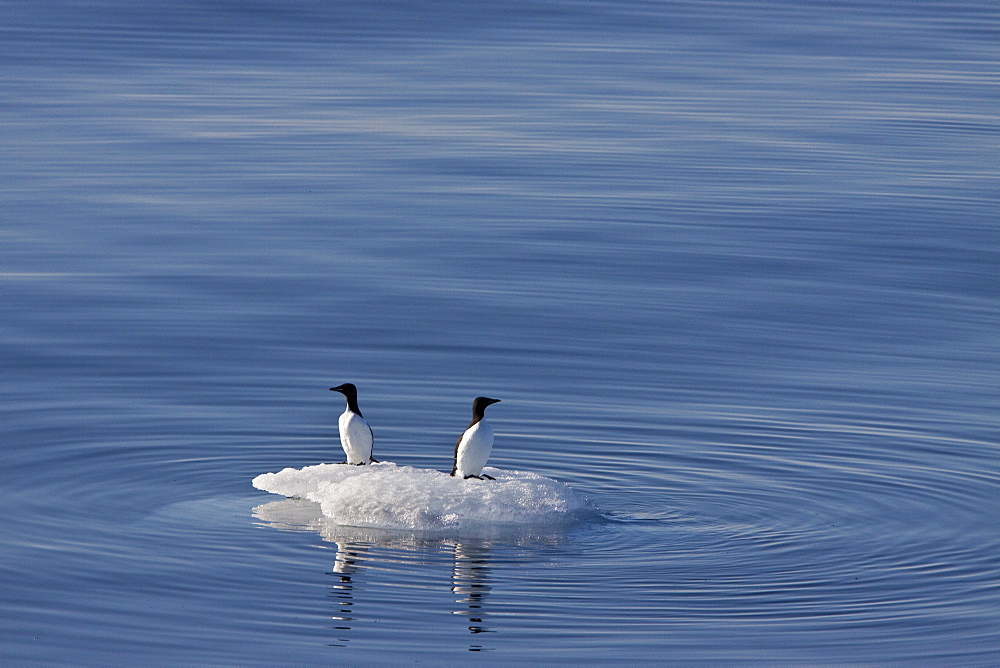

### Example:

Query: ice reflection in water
xmin=253 ymin=498 xmax=568 ymax=651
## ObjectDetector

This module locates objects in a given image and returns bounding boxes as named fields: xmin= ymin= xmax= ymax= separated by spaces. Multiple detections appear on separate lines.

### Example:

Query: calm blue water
xmin=2 ymin=0 xmax=997 ymax=664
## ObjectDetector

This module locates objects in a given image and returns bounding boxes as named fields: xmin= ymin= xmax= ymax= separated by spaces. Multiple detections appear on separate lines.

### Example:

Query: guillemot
xmin=329 ymin=383 xmax=377 ymax=465
xmin=451 ymin=397 xmax=501 ymax=480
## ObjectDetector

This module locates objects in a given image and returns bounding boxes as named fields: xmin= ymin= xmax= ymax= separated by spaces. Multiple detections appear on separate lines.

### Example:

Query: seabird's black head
xmin=471 ymin=396 xmax=500 ymax=423
xmin=329 ymin=383 xmax=362 ymax=415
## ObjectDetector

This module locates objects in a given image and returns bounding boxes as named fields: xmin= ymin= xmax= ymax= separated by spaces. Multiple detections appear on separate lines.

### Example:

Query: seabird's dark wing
xmin=367 ymin=423 xmax=378 ymax=462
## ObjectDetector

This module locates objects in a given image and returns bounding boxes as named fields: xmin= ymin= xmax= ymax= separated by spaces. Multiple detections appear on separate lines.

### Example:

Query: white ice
xmin=252 ymin=461 xmax=590 ymax=531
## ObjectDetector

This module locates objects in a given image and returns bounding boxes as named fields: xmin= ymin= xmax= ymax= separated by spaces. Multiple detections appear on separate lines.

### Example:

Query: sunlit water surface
xmin=2 ymin=1 xmax=997 ymax=664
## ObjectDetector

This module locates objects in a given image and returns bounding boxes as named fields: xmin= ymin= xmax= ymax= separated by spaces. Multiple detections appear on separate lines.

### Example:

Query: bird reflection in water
xmin=450 ymin=541 xmax=495 ymax=651
xmin=254 ymin=498 xmax=545 ymax=654
xmin=327 ymin=541 xmax=369 ymax=647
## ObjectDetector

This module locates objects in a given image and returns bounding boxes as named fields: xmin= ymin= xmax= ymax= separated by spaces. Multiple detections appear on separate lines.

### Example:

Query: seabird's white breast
xmin=338 ymin=410 xmax=373 ymax=465
xmin=454 ymin=420 xmax=494 ymax=478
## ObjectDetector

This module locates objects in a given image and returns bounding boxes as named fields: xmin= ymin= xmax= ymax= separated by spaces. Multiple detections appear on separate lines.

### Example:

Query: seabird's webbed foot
xmin=464 ymin=474 xmax=483 ymax=480
xmin=337 ymin=461 xmax=348 ymax=465
xmin=354 ymin=461 xmax=366 ymax=466
xmin=482 ymin=474 xmax=496 ymax=480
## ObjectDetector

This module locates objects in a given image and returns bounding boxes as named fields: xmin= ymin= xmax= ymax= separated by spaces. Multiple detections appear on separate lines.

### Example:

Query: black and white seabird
xmin=451 ymin=397 xmax=501 ymax=480
xmin=329 ymin=383 xmax=377 ymax=465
